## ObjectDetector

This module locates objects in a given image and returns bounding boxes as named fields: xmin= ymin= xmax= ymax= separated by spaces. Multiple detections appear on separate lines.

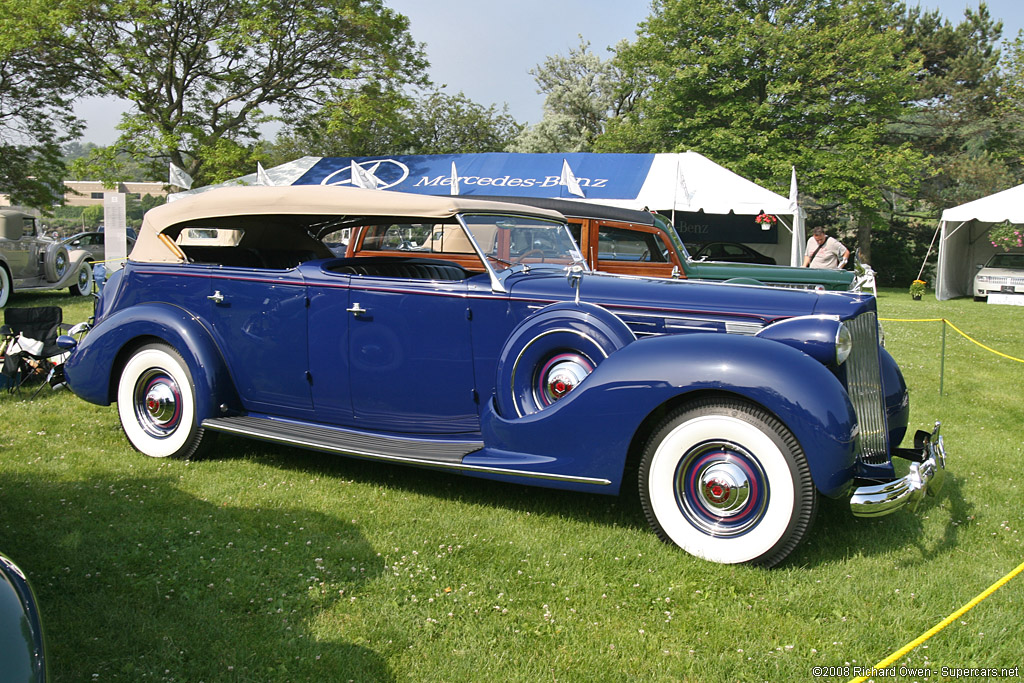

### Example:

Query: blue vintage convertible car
xmin=60 ymin=186 xmax=945 ymax=566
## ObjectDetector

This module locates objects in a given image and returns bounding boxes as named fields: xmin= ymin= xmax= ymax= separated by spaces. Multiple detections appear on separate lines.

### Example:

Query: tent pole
xmin=918 ymin=222 xmax=944 ymax=282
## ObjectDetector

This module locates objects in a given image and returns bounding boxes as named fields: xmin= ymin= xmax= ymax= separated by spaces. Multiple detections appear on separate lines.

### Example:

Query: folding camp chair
xmin=0 ymin=306 xmax=70 ymax=397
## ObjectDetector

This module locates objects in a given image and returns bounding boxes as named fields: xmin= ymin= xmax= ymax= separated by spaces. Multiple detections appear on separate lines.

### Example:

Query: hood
xmin=507 ymin=270 xmax=876 ymax=327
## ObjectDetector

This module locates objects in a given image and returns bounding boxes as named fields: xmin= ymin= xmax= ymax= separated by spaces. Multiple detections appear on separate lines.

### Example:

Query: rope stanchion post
xmin=939 ymin=319 xmax=946 ymax=397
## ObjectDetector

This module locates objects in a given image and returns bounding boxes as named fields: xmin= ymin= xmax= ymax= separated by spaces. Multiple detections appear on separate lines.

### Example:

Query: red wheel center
xmin=706 ymin=480 xmax=730 ymax=502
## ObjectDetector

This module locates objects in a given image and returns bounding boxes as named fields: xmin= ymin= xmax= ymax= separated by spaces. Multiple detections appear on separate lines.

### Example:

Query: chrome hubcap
xmin=675 ymin=441 xmax=769 ymax=537
xmin=134 ymin=369 xmax=182 ymax=437
xmin=537 ymin=353 xmax=593 ymax=407
xmin=695 ymin=461 xmax=751 ymax=516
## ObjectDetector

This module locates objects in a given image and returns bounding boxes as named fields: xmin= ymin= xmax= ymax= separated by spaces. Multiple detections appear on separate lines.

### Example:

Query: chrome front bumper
xmin=850 ymin=422 xmax=947 ymax=518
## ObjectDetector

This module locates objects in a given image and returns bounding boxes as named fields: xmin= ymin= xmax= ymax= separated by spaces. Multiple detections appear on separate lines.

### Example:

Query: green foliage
xmin=81 ymin=204 xmax=104 ymax=227
xmin=514 ymin=37 xmax=631 ymax=153
xmin=2 ymin=289 xmax=1023 ymax=680
xmin=267 ymin=88 xmax=523 ymax=161
xmin=899 ymin=3 xmax=1014 ymax=208
xmin=0 ymin=0 xmax=87 ymax=207
xmin=406 ymin=91 xmax=522 ymax=154
xmin=66 ymin=0 xmax=429 ymax=185
xmin=601 ymin=0 xmax=926 ymax=220
xmin=987 ymin=222 xmax=1024 ymax=251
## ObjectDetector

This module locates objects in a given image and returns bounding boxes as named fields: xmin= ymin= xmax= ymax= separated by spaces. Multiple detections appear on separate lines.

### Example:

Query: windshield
xmin=652 ymin=213 xmax=690 ymax=260
xmin=460 ymin=213 xmax=585 ymax=270
xmin=986 ymin=253 xmax=1024 ymax=269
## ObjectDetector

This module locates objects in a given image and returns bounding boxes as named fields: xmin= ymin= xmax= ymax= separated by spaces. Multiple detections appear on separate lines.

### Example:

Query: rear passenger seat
xmin=330 ymin=257 xmax=468 ymax=281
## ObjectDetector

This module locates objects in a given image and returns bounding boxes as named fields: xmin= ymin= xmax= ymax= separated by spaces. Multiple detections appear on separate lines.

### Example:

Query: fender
xmin=477 ymin=332 xmax=858 ymax=497
xmin=63 ymin=302 xmax=241 ymax=421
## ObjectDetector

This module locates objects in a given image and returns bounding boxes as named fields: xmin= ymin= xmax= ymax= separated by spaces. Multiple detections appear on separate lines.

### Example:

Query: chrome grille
xmin=845 ymin=312 xmax=889 ymax=464
xmin=980 ymin=275 xmax=1024 ymax=286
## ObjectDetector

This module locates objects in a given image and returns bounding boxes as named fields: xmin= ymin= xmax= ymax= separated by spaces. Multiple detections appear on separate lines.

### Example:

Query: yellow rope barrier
xmin=849 ymin=558 xmax=1024 ymax=683
xmin=879 ymin=318 xmax=1024 ymax=364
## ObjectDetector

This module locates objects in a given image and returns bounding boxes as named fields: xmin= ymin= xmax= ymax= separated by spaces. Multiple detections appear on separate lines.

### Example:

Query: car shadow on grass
xmin=793 ymin=471 xmax=968 ymax=567
xmin=0 ymin=469 xmax=395 ymax=682
xmin=209 ymin=433 xmax=650 ymax=535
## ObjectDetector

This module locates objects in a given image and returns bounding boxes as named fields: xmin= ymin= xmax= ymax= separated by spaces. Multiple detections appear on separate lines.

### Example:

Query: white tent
xmin=936 ymin=183 xmax=1024 ymax=300
xmin=172 ymin=152 xmax=806 ymax=266
xmin=585 ymin=152 xmax=806 ymax=267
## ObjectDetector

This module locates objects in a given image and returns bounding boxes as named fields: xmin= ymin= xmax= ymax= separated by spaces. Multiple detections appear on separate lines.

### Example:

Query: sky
xmin=74 ymin=0 xmax=1024 ymax=147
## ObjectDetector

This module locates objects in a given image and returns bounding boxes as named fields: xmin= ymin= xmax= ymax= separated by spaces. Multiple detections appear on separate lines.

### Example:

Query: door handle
xmin=346 ymin=303 xmax=367 ymax=317
xmin=207 ymin=290 xmax=225 ymax=304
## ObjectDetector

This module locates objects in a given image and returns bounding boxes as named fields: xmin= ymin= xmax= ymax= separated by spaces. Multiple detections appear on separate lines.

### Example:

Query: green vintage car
xmin=473 ymin=197 xmax=856 ymax=291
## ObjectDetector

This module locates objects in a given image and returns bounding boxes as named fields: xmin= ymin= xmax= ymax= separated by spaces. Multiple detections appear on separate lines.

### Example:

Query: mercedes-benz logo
xmin=320 ymin=159 xmax=410 ymax=189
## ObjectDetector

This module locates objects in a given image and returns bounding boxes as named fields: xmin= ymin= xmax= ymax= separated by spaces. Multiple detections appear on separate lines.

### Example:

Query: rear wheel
xmin=639 ymin=398 xmax=817 ymax=566
xmin=117 ymin=343 xmax=208 ymax=459
xmin=69 ymin=261 xmax=93 ymax=296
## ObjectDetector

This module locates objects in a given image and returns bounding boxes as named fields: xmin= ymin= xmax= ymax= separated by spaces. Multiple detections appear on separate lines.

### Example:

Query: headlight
xmin=754 ymin=315 xmax=851 ymax=367
xmin=836 ymin=322 xmax=853 ymax=365
xmin=976 ymin=275 xmax=989 ymax=283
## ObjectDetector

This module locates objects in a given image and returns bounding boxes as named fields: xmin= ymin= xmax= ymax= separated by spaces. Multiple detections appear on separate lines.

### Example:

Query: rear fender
xmin=479 ymin=333 xmax=859 ymax=496
xmin=63 ymin=302 xmax=240 ymax=420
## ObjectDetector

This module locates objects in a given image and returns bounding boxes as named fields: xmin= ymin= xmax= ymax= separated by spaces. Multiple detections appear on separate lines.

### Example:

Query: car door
xmin=592 ymin=221 xmax=679 ymax=278
xmin=344 ymin=272 xmax=478 ymax=434
xmin=204 ymin=266 xmax=313 ymax=415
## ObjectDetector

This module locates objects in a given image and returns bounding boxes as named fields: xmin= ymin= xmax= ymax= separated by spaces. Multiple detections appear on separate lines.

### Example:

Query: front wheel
xmin=69 ymin=261 xmax=93 ymax=296
xmin=0 ymin=267 xmax=10 ymax=308
xmin=639 ymin=398 xmax=817 ymax=567
xmin=116 ymin=343 xmax=208 ymax=459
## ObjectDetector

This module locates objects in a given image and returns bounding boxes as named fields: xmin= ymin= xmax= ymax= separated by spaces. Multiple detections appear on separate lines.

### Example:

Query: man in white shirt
xmin=803 ymin=227 xmax=849 ymax=269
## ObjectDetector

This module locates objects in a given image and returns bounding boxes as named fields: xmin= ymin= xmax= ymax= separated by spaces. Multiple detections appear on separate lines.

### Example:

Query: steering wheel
xmin=516 ymin=249 xmax=546 ymax=263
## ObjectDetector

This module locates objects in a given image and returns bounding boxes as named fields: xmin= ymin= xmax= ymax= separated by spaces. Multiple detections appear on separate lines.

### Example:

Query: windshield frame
xmin=455 ymin=212 xmax=588 ymax=292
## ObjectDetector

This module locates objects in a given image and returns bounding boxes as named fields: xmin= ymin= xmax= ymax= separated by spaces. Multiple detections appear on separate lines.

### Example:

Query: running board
xmin=201 ymin=415 xmax=480 ymax=463
xmin=200 ymin=415 xmax=610 ymax=486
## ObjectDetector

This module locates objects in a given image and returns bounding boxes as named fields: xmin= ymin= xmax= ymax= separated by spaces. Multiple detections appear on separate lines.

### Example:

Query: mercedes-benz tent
xmin=171 ymin=152 xmax=807 ymax=266
xmin=936 ymin=183 xmax=1024 ymax=300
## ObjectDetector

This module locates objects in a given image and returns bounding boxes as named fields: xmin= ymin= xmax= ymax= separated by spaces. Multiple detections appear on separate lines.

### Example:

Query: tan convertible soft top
xmin=132 ymin=185 xmax=566 ymax=263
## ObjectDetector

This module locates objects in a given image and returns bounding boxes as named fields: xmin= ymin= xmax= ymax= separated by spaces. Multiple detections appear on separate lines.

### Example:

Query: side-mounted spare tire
xmin=495 ymin=301 xmax=635 ymax=418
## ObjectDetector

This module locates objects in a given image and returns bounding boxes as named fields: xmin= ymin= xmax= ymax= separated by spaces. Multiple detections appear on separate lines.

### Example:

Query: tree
xmin=406 ymin=91 xmax=522 ymax=154
xmin=265 ymin=89 xmax=522 ymax=163
xmin=898 ymin=3 xmax=1012 ymax=208
xmin=513 ymin=37 xmax=636 ymax=153
xmin=599 ymin=0 xmax=926 ymax=261
xmin=0 ymin=0 xmax=86 ymax=207
xmin=997 ymin=32 xmax=1024 ymax=180
xmin=69 ymin=0 xmax=428 ymax=185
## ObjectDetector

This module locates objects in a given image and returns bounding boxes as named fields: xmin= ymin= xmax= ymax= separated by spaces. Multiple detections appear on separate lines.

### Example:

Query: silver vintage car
xmin=0 ymin=209 xmax=93 ymax=307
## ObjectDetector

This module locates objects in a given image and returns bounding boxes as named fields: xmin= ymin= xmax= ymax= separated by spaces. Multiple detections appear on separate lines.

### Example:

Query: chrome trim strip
xmin=509 ymin=327 xmax=607 ymax=418
xmin=201 ymin=418 xmax=612 ymax=486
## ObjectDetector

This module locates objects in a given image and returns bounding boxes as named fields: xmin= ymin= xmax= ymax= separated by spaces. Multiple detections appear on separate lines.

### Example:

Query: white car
xmin=974 ymin=252 xmax=1024 ymax=300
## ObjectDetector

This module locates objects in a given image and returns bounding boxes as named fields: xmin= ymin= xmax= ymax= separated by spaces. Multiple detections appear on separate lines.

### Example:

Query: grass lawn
xmin=1 ymin=286 xmax=1022 ymax=682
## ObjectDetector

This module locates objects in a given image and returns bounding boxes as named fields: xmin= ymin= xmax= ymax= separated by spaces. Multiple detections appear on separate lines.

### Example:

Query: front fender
xmin=479 ymin=333 xmax=858 ymax=496
xmin=63 ymin=302 xmax=240 ymax=421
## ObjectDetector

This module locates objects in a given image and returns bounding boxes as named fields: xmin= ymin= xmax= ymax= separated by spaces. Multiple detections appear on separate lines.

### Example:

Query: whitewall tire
xmin=0 ymin=267 xmax=10 ymax=308
xmin=117 ymin=343 xmax=207 ymax=459
xmin=70 ymin=261 xmax=93 ymax=296
xmin=639 ymin=398 xmax=817 ymax=567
